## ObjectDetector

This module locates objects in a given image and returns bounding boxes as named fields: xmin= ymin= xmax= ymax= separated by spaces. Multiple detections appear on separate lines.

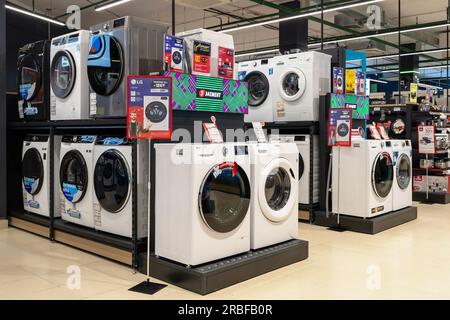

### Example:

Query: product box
xmin=333 ymin=67 xmax=344 ymax=94
xmin=413 ymin=175 xmax=450 ymax=194
xmin=163 ymin=34 xmax=184 ymax=72
xmin=345 ymin=70 xmax=356 ymax=94
xmin=356 ymin=71 xmax=365 ymax=96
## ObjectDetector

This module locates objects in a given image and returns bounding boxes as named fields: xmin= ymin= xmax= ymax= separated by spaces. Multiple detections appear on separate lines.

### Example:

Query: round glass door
xmin=51 ymin=50 xmax=76 ymax=98
xmin=396 ymin=154 xmax=411 ymax=190
xmin=199 ymin=163 xmax=251 ymax=233
xmin=88 ymin=35 xmax=124 ymax=96
xmin=18 ymin=54 xmax=41 ymax=101
xmin=60 ymin=150 xmax=88 ymax=203
xmin=372 ymin=152 xmax=394 ymax=198
xmin=94 ymin=150 xmax=130 ymax=213
xmin=278 ymin=67 xmax=306 ymax=102
xmin=298 ymin=154 xmax=305 ymax=180
xmin=22 ymin=148 xmax=44 ymax=195
xmin=245 ymin=71 xmax=269 ymax=107
xmin=265 ymin=167 xmax=292 ymax=211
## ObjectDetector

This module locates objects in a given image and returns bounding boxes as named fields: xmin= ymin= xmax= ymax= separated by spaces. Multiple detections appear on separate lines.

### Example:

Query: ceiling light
xmin=5 ymin=4 xmax=65 ymax=26
xmin=235 ymin=49 xmax=280 ymax=58
xmin=95 ymin=0 xmax=133 ymax=11
xmin=401 ymin=23 xmax=450 ymax=34
xmin=367 ymin=79 xmax=388 ymax=84
xmin=220 ymin=0 xmax=384 ymax=33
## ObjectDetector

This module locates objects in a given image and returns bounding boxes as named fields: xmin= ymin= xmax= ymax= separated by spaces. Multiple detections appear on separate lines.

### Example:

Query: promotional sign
xmin=333 ymin=67 xmax=344 ymax=94
xmin=193 ymin=40 xmax=211 ymax=74
xmin=410 ymin=83 xmax=418 ymax=103
xmin=165 ymin=71 xmax=248 ymax=114
xmin=203 ymin=116 xmax=224 ymax=143
xmin=418 ymin=125 xmax=436 ymax=154
xmin=345 ymin=70 xmax=356 ymax=94
xmin=164 ymin=34 xmax=184 ymax=72
xmin=127 ymin=76 xmax=172 ymax=140
xmin=328 ymin=108 xmax=353 ymax=147
xmin=252 ymin=122 xmax=267 ymax=143
xmin=368 ymin=124 xmax=382 ymax=140
xmin=356 ymin=71 xmax=365 ymax=96
xmin=330 ymin=93 xmax=369 ymax=120
xmin=218 ymin=47 xmax=234 ymax=79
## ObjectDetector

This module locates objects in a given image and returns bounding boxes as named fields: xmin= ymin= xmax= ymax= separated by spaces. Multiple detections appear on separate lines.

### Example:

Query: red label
xmin=193 ymin=40 xmax=211 ymax=74
xmin=218 ymin=47 xmax=234 ymax=79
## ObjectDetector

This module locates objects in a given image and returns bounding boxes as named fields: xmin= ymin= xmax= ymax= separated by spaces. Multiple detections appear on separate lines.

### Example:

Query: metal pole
xmin=447 ymin=1 xmax=449 ymax=107
xmin=172 ymin=0 xmax=176 ymax=35
xmin=321 ymin=0 xmax=324 ymax=51
xmin=0 ymin=0 xmax=7 ymax=220
xmin=398 ymin=0 xmax=401 ymax=103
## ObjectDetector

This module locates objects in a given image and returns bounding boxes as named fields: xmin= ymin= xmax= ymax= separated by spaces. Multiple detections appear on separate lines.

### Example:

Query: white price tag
xmin=252 ymin=122 xmax=267 ymax=143
xmin=90 ymin=93 xmax=97 ymax=116
xmin=59 ymin=193 xmax=66 ymax=216
xmin=50 ymin=95 xmax=57 ymax=116
xmin=93 ymin=203 xmax=101 ymax=227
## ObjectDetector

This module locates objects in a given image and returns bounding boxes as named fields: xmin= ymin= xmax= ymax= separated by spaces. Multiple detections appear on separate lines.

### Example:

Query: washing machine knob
xmin=72 ymin=136 xmax=77 ymax=142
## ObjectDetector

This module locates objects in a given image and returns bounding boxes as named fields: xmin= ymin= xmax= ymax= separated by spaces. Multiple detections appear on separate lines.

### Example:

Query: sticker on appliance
xmin=193 ymin=40 xmax=211 ymax=75
xmin=218 ymin=47 xmax=234 ymax=79
xmin=164 ymin=34 xmax=184 ymax=72
xmin=333 ymin=67 xmax=344 ymax=94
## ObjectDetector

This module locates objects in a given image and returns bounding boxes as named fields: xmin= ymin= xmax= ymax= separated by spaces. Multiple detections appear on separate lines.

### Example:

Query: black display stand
xmin=139 ymin=239 xmax=308 ymax=296
xmin=314 ymin=207 xmax=418 ymax=235
xmin=413 ymin=192 xmax=450 ymax=204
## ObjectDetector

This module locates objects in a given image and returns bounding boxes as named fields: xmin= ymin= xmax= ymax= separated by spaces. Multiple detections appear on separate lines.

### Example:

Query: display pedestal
xmin=313 ymin=206 xmax=417 ymax=234
xmin=413 ymin=192 xmax=450 ymax=204
xmin=139 ymin=239 xmax=308 ymax=295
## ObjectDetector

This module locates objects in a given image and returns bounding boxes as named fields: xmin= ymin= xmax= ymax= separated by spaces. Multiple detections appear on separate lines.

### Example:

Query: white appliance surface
xmin=391 ymin=140 xmax=413 ymax=211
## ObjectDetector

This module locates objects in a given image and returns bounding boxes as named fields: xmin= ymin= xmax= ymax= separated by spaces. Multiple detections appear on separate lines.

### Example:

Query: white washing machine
xmin=92 ymin=137 xmax=149 ymax=238
xmin=332 ymin=140 xmax=394 ymax=218
xmin=270 ymin=134 xmax=319 ymax=205
xmin=22 ymin=135 xmax=61 ymax=217
xmin=59 ymin=135 xmax=96 ymax=228
xmin=237 ymin=58 xmax=274 ymax=123
xmin=88 ymin=17 xmax=167 ymax=118
xmin=272 ymin=51 xmax=331 ymax=122
xmin=391 ymin=140 xmax=413 ymax=211
xmin=249 ymin=142 xmax=298 ymax=250
xmin=155 ymin=143 xmax=251 ymax=266
xmin=50 ymin=30 xmax=90 ymax=120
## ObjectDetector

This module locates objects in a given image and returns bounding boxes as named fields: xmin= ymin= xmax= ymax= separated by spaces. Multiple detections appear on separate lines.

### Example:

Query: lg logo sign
xmin=366 ymin=5 xmax=383 ymax=30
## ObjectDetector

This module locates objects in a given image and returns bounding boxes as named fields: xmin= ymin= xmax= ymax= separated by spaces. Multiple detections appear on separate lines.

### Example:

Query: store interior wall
xmin=0 ymin=0 xmax=6 ymax=223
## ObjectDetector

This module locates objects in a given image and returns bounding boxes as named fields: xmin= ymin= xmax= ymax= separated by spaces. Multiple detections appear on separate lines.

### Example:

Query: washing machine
xmin=22 ymin=135 xmax=61 ymax=217
xmin=17 ymin=40 xmax=50 ymax=121
xmin=154 ymin=143 xmax=251 ymax=266
xmin=88 ymin=17 xmax=168 ymax=118
xmin=391 ymin=140 xmax=413 ymax=211
xmin=270 ymin=134 xmax=319 ymax=205
xmin=92 ymin=137 xmax=149 ymax=238
xmin=248 ymin=142 xmax=298 ymax=250
xmin=272 ymin=51 xmax=331 ymax=122
xmin=237 ymin=58 xmax=274 ymax=123
xmin=332 ymin=140 xmax=394 ymax=218
xmin=59 ymin=135 xmax=96 ymax=228
xmin=143 ymin=95 xmax=170 ymax=131
xmin=50 ymin=30 xmax=90 ymax=120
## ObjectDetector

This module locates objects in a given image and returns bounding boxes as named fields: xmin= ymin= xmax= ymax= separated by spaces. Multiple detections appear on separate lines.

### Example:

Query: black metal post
xmin=321 ymin=0 xmax=324 ymax=51
xmin=398 ymin=0 xmax=401 ymax=102
xmin=172 ymin=0 xmax=175 ymax=35
xmin=447 ymin=1 xmax=449 ymax=107
xmin=0 ymin=0 xmax=7 ymax=220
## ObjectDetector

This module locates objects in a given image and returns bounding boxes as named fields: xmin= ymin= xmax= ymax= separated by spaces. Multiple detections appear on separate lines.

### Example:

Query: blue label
xmin=24 ymin=104 xmax=38 ymax=116
xmin=28 ymin=200 xmax=40 ymax=209
xmin=269 ymin=68 xmax=273 ymax=75
xmin=238 ymin=71 xmax=247 ymax=81
xmin=103 ymin=137 xmax=124 ymax=145
xmin=88 ymin=35 xmax=112 ymax=68
xmin=23 ymin=177 xmax=38 ymax=194
xmin=80 ymin=136 xmax=95 ymax=143
xmin=63 ymin=183 xmax=81 ymax=203
xmin=393 ymin=151 xmax=399 ymax=164
xmin=19 ymin=84 xmax=32 ymax=100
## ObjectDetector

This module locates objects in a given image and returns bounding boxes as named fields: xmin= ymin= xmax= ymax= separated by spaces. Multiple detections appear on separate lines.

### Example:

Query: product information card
xmin=328 ymin=108 xmax=353 ymax=147
xmin=418 ymin=125 xmax=436 ymax=154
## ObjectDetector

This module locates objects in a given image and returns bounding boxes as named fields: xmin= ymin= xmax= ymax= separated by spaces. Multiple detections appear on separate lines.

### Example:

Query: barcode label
xmin=93 ymin=203 xmax=101 ymax=227
xmin=59 ymin=193 xmax=66 ymax=216
xmin=50 ymin=95 xmax=57 ymax=116
xmin=23 ymin=190 xmax=28 ymax=208
xmin=90 ymin=93 xmax=97 ymax=116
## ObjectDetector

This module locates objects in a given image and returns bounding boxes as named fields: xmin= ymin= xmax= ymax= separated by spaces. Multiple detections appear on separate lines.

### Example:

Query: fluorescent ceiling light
xmin=368 ymin=79 xmax=388 ymax=84
xmin=380 ymin=69 xmax=399 ymax=73
xmin=401 ymin=23 xmax=450 ymax=34
xmin=95 ymin=0 xmax=132 ymax=11
xmin=419 ymin=65 xmax=448 ymax=71
xmin=5 ymin=4 xmax=65 ymax=26
xmin=235 ymin=49 xmax=280 ymax=58
xmin=417 ymin=83 xmax=443 ymax=90
xmin=220 ymin=0 xmax=384 ymax=33
xmin=366 ymin=54 xmax=399 ymax=60
xmin=401 ymin=48 xmax=449 ymax=57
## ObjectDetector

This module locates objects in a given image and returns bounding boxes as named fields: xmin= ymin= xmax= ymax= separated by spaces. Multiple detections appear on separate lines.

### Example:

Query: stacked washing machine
xmin=391 ymin=140 xmax=413 ymax=211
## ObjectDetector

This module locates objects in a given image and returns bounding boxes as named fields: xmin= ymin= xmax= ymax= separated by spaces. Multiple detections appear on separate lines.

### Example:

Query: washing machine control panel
xmin=62 ymin=135 xmax=96 ymax=144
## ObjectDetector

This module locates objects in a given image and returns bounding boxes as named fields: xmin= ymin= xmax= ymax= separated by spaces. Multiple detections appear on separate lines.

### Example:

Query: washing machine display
xmin=265 ymin=167 xmax=292 ymax=212
xmin=372 ymin=152 xmax=394 ymax=198
xmin=199 ymin=162 xmax=251 ymax=233
xmin=94 ymin=149 xmax=130 ymax=213
xmin=396 ymin=154 xmax=411 ymax=190
xmin=22 ymin=148 xmax=44 ymax=200
xmin=60 ymin=150 xmax=88 ymax=204
xmin=279 ymin=68 xmax=306 ymax=102
xmin=51 ymin=50 xmax=76 ymax=99
xmin=246 ymin=71 xmax=270 ymax=107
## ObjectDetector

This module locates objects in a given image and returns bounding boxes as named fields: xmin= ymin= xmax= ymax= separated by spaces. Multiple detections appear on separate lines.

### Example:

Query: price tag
xmin=203 ymin=116 xmax=224 ymax=143
xmin=252 ymin=122 xmax=267 ymax=143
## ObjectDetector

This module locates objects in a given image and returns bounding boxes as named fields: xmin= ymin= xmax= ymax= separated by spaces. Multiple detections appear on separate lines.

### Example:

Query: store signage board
xmin=193 ymin=40 xmax=211 ymax=74
xmin=252 ymin=122 xmax=267 ymax=143
xmin=203 ymin=116 xmax=224 ymax=143
xmin=163 ymin=34 xmax=184 ymax=72
xmin=164 ymin=71 xmax=248 ymax=114
xmin=330 ymin=93 xmax=369 ymax=120
xmin=418 ymin=125 xmax=436 ymax=154
xmin=126 ymin=76 xmax=173 ymax=140
xmin=328 ymin=108 xmax=353 ymax=147
xmin=333 ymin=67 xmax=344 ymax=94
xmin=218 ymin=47 xmax=234 ymax=79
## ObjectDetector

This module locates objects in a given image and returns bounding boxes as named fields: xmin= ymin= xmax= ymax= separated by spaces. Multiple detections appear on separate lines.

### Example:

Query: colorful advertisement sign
xmin=193 ymin=40 xmax=211 ymax=74
xmin=126 ymin=76 xmax=173 ymax=140
xmin=164 ymin=71 xmax=248 ymax=114
xmin=418 ymin=125 xmax=436 ymax=154
xmin=333 ymin=67 xmax=344 ymax=94
xmin=356 ymin=71 xmax=365 ymax=96
xmin=328 ymin=108 xmax=353 ymax=147
xmin=345 ymin=70 xmax=356 ymax=94
xmin=330 ymin=93 xmax=369 ymax=120
xmin=164 ymin=34 xmax=184 ymax=72
xmin=410 ymin=83 xmax=418 ymax=103
xmin=218 ymin=47 xmax=234 ymax=79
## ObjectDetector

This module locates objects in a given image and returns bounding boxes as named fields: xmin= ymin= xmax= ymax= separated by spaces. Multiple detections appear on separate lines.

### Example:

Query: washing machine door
xmin=278 ymin=67 xmax=307 ymax=102
xmin=87 ymin=35 xmax=124 ymax=96
xmin=199 ymin=162 xmax=251 ymax=233
xmin=245 ymin=71 xmax=270 ymax=107
xmin=17 ymin=53 xmax=41 ymax=102
xmin=94 ymin=150 xmax=130 ymax=213
xmin=22 ymin=148 xmax=44 ymax=195
xmin=259 ymin=158 xmax=297 ymax=222
xmin=298 ymin=153 xmax=305 ymax=181
xmin=372 ymin=152 xmax=394 ymax=198
xmin=60 ymin=150 xmax=88 ymax=203
xmin=51 ymin=50 xmax=76 ymax=98
xmin=396 ymin=153 xmax=411 ymax=190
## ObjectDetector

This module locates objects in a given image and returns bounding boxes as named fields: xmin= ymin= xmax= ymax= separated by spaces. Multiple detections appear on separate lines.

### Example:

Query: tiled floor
xmin=1 ymin=201 xmax=450 ymax=299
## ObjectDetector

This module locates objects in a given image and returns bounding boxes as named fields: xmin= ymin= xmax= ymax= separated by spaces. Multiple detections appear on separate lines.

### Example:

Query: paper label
xmin=90 ymin=93 xmax=97 ymax=116
xmin=252 ymin=122 xmax=267 ymax=143
xmin=203 ymin=123 xmax=224 ymax=144
xmin=418 ymin=125 xmax=436 ymax=154
xmin=93 ymin=203 xmax=102 ymax=227
xmin=193 ymin=40 xmax=211 ymax=74
xmin=50 ymin=95 xmax=57 ymax=116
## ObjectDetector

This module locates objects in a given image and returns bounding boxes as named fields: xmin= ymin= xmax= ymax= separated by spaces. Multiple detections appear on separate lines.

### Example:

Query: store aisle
xmin=1 ymin=202 xmax=450 ymax=300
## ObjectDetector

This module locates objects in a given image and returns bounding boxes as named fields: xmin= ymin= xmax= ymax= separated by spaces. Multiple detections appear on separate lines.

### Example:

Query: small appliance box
xmin=333 ymin=67 xmax=344 ymax=94
xmin=413 ymin=175 xmax=450 ymax=194
xmin=345 ymin=70 xmax=356 ymax=94
xmin=176 ymin=28 xmax=235 ymax=79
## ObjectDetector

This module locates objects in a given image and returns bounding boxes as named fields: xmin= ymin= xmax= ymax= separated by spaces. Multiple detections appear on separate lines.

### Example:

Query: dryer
xmin=154 ymin=143 xmax=251 ymax=266
xmin=88 ymin=17 xmax=167 ymax=118
xmin=272 ymin=51 xmax=331 ymax=122
xmin=22 ymin=135 xmax=61 ymax=217
xmin=50 ymin=30 xmax=90 ymax=120
xmin=92 ymin=137 xmax=149 ymax=238
xmin=237 ymin=58 xmax=274 ymax=123
xmin=249 ymin=142 xmax=298 ymax=250
xmin=59 ymin=135 xmax=96 ymax=228
xmin=270 ymin=134 xmax=319 ymax=205
xmin=392 ymin=140 xmax=412 ymax=211
xmin=332 ymin=140 xmax=394 ymax=218
xmin=17 ymin=40 xmax=50 ymax=121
